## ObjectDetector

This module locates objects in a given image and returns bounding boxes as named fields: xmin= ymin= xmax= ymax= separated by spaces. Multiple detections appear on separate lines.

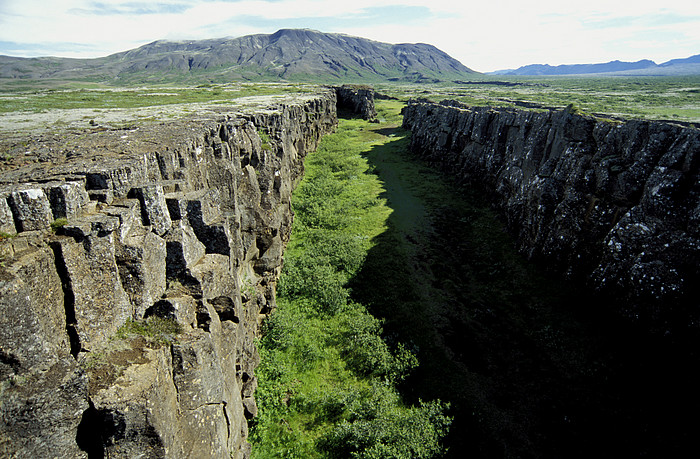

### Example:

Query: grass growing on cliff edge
xmin=250 ymin=104 xmax=451 ymax=458
xmin=375 ymin=75 xmax=700 ymax=124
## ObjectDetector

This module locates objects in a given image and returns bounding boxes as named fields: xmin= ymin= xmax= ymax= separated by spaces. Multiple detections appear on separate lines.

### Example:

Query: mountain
xmin=649 ymin=54 xmax=700 ymax=76
xmin=660 ymin=54 xmax=700 ymax=67
xmin=490 ymin=55 xmax=700 ymax=76
xmin=0 ymin=29 xmax=476 ymax=83
xmin=491 ymin=59 xmax=658 ymax=75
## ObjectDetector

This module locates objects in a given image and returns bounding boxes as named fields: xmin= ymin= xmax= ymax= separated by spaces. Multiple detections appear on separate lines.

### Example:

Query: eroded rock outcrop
xmin=1 ymin=91 xmax=337 ymax=457
xmin=336 ymin=84 xmax=377 ymax=121
xmin=403 ymin=100 xmax=699 ymax=332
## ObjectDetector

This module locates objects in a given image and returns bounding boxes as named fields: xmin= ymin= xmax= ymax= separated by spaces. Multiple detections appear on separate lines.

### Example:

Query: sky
xmin=0 ymin=0 xmax=699 ymax=73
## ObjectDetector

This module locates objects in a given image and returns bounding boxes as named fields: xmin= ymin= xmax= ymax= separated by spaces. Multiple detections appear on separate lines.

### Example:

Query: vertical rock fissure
xmin=169 ymin=344 xmax=182 ymax=406
xmin=0 ymin=90 xmax=341 ymax=458
xmin=50 ymin=240 xmax=82 ymax=358
xmin=75 ymin=399 xmax=106 ymax=458
xmin=221 ymin=401 xmax=231 ymax=443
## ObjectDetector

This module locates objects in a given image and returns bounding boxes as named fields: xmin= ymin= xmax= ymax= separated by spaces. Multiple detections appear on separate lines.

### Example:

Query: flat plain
xmin=2 ymin=75 xmax=699 ymax=133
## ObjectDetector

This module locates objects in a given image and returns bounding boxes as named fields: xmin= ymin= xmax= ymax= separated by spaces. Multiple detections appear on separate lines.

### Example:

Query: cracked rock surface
xmin=1 ymin=90 xmax=337 ymax=458
xmin=403 ymin=100 xmax=699 ymax=332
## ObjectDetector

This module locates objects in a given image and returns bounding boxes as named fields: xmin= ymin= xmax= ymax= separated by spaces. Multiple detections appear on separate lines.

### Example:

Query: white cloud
xmin=1 ymin=0 xmax=698 ymax=71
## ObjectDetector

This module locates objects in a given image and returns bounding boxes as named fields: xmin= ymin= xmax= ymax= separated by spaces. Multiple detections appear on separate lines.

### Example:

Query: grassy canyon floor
xmin=254 ymin=99 xmax=700 ymax=458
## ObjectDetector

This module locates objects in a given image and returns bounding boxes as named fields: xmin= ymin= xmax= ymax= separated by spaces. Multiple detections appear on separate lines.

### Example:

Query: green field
xmin=377 ymin=75 xmax=700 ymax=123
xmin=1 ymin=75 xmax=698 ymax=124
xmin=0 ymin=82 xmax=315 ymax=114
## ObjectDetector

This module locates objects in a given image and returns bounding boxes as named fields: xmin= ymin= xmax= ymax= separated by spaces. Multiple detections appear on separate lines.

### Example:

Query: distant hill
xmin=660 ymin=54 xmax=700 ymax=67
xmin=490 ymin=55 xmax=700 ymax=76
xmin=0 ymin=29 xmax=477 ymax=84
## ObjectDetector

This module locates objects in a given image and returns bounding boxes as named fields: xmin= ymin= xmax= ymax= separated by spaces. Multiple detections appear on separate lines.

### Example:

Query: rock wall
xmin=0 ymin=91 xmax=337 ymax=457
xmin=335 ymin=84 xmax=377 ymax=121
xmin=403 ymin=100 xmax=699 ymax=332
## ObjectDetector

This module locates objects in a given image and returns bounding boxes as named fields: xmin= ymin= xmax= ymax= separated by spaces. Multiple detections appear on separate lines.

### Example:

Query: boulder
xmin=8 ymin=188 xmax=54 ymax=231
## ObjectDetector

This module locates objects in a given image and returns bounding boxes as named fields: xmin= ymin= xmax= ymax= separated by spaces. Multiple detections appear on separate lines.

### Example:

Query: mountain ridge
xmin=0 ymin=29 xmax=477 ymax=83
xmin=490 ymin=54 xmax=700 ymax=75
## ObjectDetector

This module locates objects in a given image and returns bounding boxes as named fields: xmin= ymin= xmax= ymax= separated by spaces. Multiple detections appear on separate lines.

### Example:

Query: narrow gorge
xmin=396 ymin=100 xmax=699 ymax=457
xmin=1 ymin=87 xmax=698 ymax=458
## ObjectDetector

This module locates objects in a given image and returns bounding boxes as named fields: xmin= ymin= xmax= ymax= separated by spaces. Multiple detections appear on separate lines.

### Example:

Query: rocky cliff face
xmin=0 ymin=91 xmax=337 ymax=457
xmin=335 ymin=85 xmax=378 ymax=121
xmin=403 ymin=100 xmax=699 ymax=332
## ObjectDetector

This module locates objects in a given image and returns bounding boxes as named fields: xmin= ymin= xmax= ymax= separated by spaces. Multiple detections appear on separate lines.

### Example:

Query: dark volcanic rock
xmin=403 ymin=100 xmax=700 ymax=332
xmin=7 ymin=188 xmax=54 ymax=231
xmin=1 ymin=357 xmax=89 ymax=458
xmin=335 ymin=84 xmax=378 ymax=121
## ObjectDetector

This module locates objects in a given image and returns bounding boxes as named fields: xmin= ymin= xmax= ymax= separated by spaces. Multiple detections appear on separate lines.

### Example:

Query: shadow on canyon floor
xmin=348 ymin=125 xmax=700 ymax=458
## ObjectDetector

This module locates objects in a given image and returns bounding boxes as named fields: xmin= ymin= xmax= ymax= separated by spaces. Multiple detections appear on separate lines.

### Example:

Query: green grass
xmin=1 ymin=75 xmax=697 ymax=124
xmin=342 ymin=98 xmax=693 ymax=458
xmin=0 ymin=82 xmax=316 ymax=114
xmin=252 ymin=96 xmax=596 ymax=458
xmin=250 ymin=103 xmax=451 ymax=458
xmin=50 ymin=218 xmax=68 ymax=231
xmin=375 ymin=75 xmax=700 ymax=123
xmin=252 ymin=97 xmax=582 ymax=457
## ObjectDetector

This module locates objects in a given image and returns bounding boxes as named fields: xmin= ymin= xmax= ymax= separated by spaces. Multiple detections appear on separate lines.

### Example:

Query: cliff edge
xmin=403 ymin=100 xmax=699 ymax=332
xmin=1 ymin=91 xmax=337 ymax=457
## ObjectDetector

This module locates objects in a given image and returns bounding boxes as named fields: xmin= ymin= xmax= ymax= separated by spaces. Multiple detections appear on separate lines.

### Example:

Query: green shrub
xmin=251 ymin=102 xmax=450 ymax=458
xmin=278 ymin=257 xmax=349 ymax=313
xmin=317 ymin=384 xmax=451 ymax=459
xmin=336 ymin=307 xmax=417 ymax=382
xmin=258 ymin=128 xmax=272 ymax=151
xmin=50 ymin=217 xmax=68 ymax=231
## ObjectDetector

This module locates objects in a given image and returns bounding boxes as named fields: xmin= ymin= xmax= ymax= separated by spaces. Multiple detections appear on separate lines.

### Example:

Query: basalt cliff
xmin=2 ymin=87 xmax=699 ymax=457
xmin=403 ymin=100 xmax=699 ymax=332
xmin=0 ymin=90 xmax=341 ymax=457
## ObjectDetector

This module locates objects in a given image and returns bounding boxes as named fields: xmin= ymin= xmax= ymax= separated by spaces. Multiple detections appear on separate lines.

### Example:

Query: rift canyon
xmin=1 ymin=29 xmax=699 ymax=458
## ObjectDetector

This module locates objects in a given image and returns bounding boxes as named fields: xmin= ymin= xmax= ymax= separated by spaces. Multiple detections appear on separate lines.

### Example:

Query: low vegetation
xmin=377 ymin=75 xmax=700 ymax=124
xmin=50 ymin=218 xmax=68 ymax=231
xmin=250 ymin=102 xmax=451 ymax=458
xmin=257 ymin=128 xmax=272 ymax=151
xmin=2 ymin=75 xmax=698 ymax=125
xmin=0 ymin=82 xmax=315 ymax=114
xmin=115 ymin=316 xmax=182 ymax=345
xmin=78 ymin=316 xmax=182 ymax=397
